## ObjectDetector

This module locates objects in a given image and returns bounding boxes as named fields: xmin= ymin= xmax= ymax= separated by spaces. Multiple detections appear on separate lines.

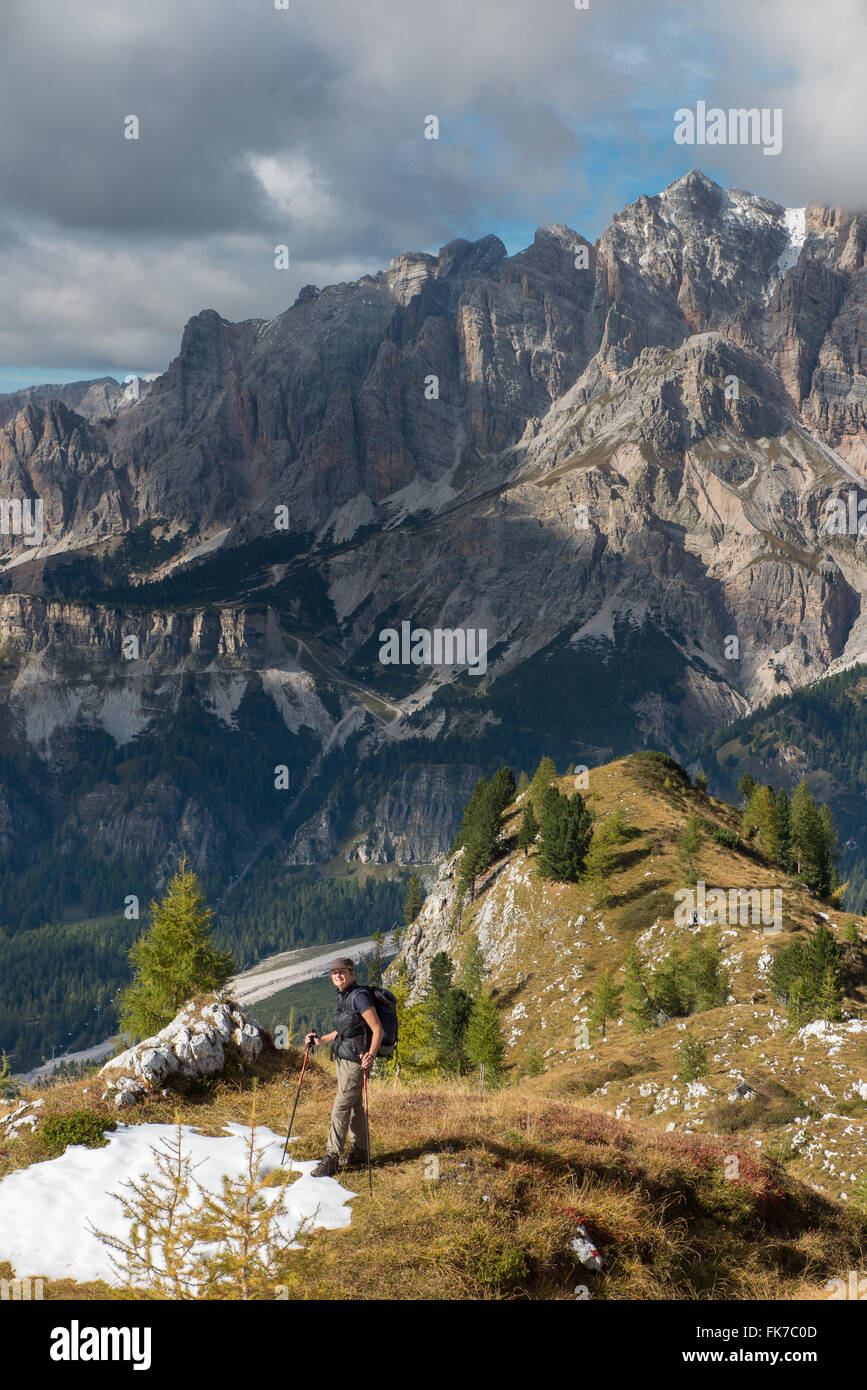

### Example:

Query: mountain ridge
xmin=1 ymin=169 xmax=867 ymax=1062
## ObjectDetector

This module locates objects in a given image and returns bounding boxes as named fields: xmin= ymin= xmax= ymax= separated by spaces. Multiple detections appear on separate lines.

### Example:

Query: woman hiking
xmin=306 ymin=957 xmax=383 ymax=1177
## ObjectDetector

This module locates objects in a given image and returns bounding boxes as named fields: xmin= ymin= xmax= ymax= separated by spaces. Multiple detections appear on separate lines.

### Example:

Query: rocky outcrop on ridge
xmin=99 ymin=995 xmax=269 ymax=1108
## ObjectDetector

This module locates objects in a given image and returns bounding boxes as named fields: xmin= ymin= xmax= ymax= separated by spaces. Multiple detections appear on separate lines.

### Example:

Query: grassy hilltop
xmin=2 ymin=752 xmax=866 ymax=1301
xmin=397 ymin=754 xmax=867 ymax=1203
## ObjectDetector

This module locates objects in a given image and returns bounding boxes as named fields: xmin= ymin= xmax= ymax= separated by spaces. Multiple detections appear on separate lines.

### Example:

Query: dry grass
xmin=3 ymin=1063 xmax=864 ymax=1301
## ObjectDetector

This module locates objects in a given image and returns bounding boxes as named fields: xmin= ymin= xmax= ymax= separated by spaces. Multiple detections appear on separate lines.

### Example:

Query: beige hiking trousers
xmin=326 ymin=1057 xmax=367 ymax=1157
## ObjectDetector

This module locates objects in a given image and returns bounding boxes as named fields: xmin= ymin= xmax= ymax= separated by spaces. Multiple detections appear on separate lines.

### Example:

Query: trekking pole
xmin=280 ymin=1041 xmax=312 ymax=1166
xmin=363 ymin=1067 xmax=373 ymax=1197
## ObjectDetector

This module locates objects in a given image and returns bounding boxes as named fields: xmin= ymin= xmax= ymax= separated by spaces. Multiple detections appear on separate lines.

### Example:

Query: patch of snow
xmin=0 ymin=1122 xmax=354 ymax=1285
xmin=775 ymin=208 xmax=806 ymax=276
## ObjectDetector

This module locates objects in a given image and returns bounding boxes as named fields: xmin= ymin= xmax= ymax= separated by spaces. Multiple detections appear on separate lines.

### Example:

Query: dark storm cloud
xmin=0 ymin=0 xmax=863 ymax=382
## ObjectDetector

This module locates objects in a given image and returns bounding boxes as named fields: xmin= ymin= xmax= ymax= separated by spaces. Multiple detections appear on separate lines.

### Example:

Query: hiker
xmin=306 ymin=957 xmax=383 ymax=1178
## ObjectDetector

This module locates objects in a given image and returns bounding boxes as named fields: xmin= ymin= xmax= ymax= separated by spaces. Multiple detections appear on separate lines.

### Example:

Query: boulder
xmin=98 ymin=994 xmax=271 ymax=1105
xmin=732 ymin=1081 xmax=757 ymax=1101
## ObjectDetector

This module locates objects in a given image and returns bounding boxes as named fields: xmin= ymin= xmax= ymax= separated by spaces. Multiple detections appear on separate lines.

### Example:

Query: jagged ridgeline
xmin=2 ymin=172 xmax=867 ymax=1069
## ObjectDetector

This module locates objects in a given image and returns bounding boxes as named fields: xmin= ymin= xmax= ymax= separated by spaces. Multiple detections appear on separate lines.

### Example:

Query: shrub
xmin=0 ymin=1049 xmax=17 ymax=1100
xmin=632 ymin=750 xmax=687 ymax=777
xmin=40 ymin=1110 xmax=117 ymax=1157
xmin=448 ymin=1228 xmax=530 ymax=1292
xmin=710 ymin=825 xmax=740 ymax=850
xmin=679 ymin=1033 xmax=709 ymax=1082
xmin=523 ymin=1045 xmax=545 ymax=1077
xmin=708 ymin=1082 xmax=806 ymax=1134
xmin=842 ymin=918 xmax=860 ymax=946
xmin=617 ymin=889 xmax=675 ymax=935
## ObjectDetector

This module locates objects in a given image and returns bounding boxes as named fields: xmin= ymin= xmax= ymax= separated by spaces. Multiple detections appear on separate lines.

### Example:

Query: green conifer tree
xmin=624 ymin=942 xmax=654 ymax=1032
xmin=771 ymin=922 xmax=844 ymax=1026
xmin=816 ymin=964 xmax=843 ymax=1023
xmin=118 ymin=857 xmax=235 ymax=1041
xmin=588 ymin=969 xmax=623 ymax=1040
xmin=682 ymin=928 xmax=730 ymax=1012
xmin=528 ymin=756 xmax=558 ymax=816
xmin=464 ymin=988 xmax=505 ymax=1077
xmin=677 ymin=814 xmax=703 ymax=885
xmin=452 ymin=777 xmax=490 ymax=852
xmin=810 ymin=922 xmax=841 ymax=982
xmin=427 ymin=952 xmax=454 ymax=998
xmin=459 ymin=790 xmax=502 ymax=899
xmin=537 ymin=788 xmax=593 ymax=882
xmin=432 ymin=987 xmax=474 ymax=1074
xmin=679 ymin=1033 xmax=709 ymax=1082
xmin=790 ymin=779 xmax=834 ymax=894
xmin=516 ymin=802 xmax=539 ymax=856
xmin=402 ymin=874 xmax=425 ymax=930
xmin=584 ymin=822 xmax=616 ymax=907
xmin=368 ymin=927 xmax=384 ymax=986
xmin=819 ymin=803 xmax=840 ymax=894
xmin=745 ymin=784 xmax=782 ymax=862
xmin=842 ymin=917 xmax=860 ymax=946
xmin=776 ymin=788 xmax=792 ymax=870
xmin=488 ymin=767 xmax=517 ymax=816
xmin=459 ymin=934 xmax=487 ymax=997
xmin=652 ymin=952 xmax=686 ymax=1018
xmin=386 ymin=980 xmax=435 ymax=1077
xmin=604 ymin=805 xmax=630 ymax=843
xmin=0 ymin=1049 xmax=15 ymax=1100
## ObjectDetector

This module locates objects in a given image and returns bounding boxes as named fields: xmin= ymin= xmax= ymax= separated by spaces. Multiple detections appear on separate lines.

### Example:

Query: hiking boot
xmin=342 ymin=1144 xmax=368 ymax=1169
xmin=311 ymin=1153 xmax=339 ymax=1178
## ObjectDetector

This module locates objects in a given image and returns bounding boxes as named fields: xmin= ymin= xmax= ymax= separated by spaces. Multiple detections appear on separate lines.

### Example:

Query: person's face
xmin=331 ymin=968 xmax=354 ymax=990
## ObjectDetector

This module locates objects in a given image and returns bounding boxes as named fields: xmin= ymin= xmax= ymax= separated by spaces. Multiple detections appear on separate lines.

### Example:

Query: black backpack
xmin=333 ymin=983 xmax=400 ymax=1062
xmin=369 ymin=986 xmax=399 ymax=1059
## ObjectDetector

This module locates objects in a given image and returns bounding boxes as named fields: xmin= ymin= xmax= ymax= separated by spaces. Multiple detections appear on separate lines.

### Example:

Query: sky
xmin=0 ymin=0 xmax=865 ymax=393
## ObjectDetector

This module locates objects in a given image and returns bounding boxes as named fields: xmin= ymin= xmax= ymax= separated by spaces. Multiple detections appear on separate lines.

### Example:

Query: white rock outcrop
xmin=99 ymin=995 xmax=267 ymax=1107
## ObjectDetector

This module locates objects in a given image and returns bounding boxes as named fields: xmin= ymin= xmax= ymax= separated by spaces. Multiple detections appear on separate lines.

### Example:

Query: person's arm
xmin=359 ymin=1006 xmax=383 ymax=1070
xmin=306 ymin=1029 xmax=337 ymax=1045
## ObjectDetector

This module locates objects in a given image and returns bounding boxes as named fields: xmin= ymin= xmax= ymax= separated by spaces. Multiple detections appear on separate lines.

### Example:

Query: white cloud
xmin=247 ymin=154 xmax=340 ymax=226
